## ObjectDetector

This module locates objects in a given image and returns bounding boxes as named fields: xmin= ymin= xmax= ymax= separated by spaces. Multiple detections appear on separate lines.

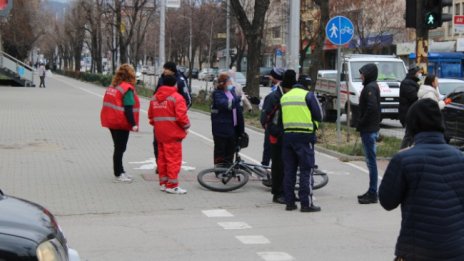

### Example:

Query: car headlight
xmin=36 ymin=238 xmax=67 ymax=261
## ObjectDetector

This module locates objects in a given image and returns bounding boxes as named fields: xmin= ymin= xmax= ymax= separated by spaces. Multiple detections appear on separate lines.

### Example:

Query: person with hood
xmin=280 ymin=69 xmax=323 ymax=212
xmin=399 ymin=65 xmax=422 ymax=149
xmin=260 ymin=67 xmax=285 ymax=168
xmin=211 ymin=72 xmax=245 ymax=167
xmin=260 ymin=67 xmax=286 ymax=204
xmin=148 ymin=75 xmax=190 ymax=194
xmin=356 ymin=63 xmax=381 ymax=204
xmin=379 ymin=98 xmax=464 ymax=261
xmin=418 ymin=74 xmax=445 ymax=109
xmin=100 ymin=64 xmax=140 ymax=183
xmin=153 ymin=62 xmax=192 ymax=172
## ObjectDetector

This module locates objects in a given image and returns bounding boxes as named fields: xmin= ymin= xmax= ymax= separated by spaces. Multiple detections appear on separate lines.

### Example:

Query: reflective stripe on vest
xmin=281 ymin=88 xmax=314 ymax=133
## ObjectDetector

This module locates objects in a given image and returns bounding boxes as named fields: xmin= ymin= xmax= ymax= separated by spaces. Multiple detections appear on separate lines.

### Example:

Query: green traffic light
xmin=425 ymin=12 xmax=439 ymax=28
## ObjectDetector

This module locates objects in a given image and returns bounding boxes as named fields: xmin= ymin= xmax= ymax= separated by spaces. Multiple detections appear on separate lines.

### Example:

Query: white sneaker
xmin=124 ymin=172 xmax=134 ymax=179
xmin=165 ymin=187 xmax=187 ymax=194
xmin=113 ymin=174 xmax=133 ymax=183
xmin=160 ymin=184 xmax=166 ymax=192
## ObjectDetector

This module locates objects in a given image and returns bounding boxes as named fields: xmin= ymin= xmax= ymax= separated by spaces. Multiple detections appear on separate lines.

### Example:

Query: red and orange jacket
xmin=100 ymin=82 xmax=140 ymax=131
xmin=148 ymin=85 xmax=190 ymax=143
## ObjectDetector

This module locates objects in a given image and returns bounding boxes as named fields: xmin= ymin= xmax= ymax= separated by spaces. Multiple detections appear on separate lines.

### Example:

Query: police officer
xmin=280 ymin=70 xmax=323 ymax=212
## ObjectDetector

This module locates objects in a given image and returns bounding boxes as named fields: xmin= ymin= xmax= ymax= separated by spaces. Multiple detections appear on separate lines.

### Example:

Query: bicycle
xmin=197 ymin=145 xmax=329 ymax=192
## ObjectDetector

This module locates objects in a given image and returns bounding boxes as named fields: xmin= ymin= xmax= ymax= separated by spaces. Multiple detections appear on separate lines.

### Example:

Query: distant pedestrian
xmin=356 ymin=63 xmax=381 ymax=204
xmin=280 ymin=69 xmax=323 ymax=212
xmin=260 ymin=67 xmax=284 ymax=167
xmin=399 ymin=65 xmax=421 ymax=148
xmin=379 ymin=98 xmax=464 ymax=261
xmin=211 ymin=72 xmax=244 ymax=167
xmin=100 ymin=64 xmax=140 ymax=183
xmin=153 ymin=62 xmax=192 ymax=172
xmin=37 ymin=63 xmax=46 ymax=88
xmin=148 ymin=75 xmax=190 ymax=194
xmin=418 ymin=74 xmax=445 ymax=109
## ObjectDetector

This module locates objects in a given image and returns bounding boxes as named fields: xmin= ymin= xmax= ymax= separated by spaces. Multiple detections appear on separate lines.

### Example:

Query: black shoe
xmin=272 ymin=195 xmax=286 ymax=204
xmin=357 ymin=191 xmax=369 ymax=199
xmin=285 ymin=204 xmax=297 ymax=211
xmin=358 ymin=192 xmax=378 ymax=204
xmin=301 ymin=205 xmax=321 ymax=212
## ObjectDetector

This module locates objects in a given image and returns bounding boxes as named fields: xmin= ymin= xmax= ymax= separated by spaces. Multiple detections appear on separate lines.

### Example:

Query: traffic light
xmin=424 ymin=0 xmax=453 ymax=29
xmin=405 ymin=0 xmax=417 ymax=28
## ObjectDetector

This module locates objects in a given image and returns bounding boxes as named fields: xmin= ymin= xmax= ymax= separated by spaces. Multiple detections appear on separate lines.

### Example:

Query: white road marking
xmin=202 ymin=209 xmax=234 ymax=217
xmin=257 ymin=252 xmax=294 ymax=261
xmin=217 ymin=222 xmax=251 ymax=230
xmin=235 ymin=235 xmax=270 ymax=244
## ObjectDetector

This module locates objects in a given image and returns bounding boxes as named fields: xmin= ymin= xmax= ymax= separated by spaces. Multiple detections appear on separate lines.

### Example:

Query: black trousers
xmin=110 ymin=129 xmax=130 ymax=177
xmin=39 ymin=76 xmax=45 ymax=87
xmin=270 ymin=140 xmax=283 ymax=196
xmin=261 ymin=129 xmax=271 ymax=166
xmin=213 ymin=136 xmax=236 ymax=166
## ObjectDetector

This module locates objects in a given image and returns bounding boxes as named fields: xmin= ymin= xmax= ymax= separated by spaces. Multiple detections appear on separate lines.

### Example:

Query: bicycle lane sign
xmin=326 ymin=16 xmax=354 ymax=46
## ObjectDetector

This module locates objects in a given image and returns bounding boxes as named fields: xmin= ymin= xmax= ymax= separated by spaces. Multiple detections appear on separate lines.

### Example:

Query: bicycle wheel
xmin=313 ymin=168 xmax=329 ymax=190
xmin=197 ymin=167 xmax=249 ymax=192
xmin=295 ymin=169 xmax=329 ymax=190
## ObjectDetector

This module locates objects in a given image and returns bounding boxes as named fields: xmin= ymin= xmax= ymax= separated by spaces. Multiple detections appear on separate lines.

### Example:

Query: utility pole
xmin=415 ymin=0 xmax=428 ymax=74
xmin=159 ymin=0 xmax=166 ymax=75
xmin=287 ymin=0 xmax=300 ymax=71
xmin=226 ymin=0 xmax=230 ymax=69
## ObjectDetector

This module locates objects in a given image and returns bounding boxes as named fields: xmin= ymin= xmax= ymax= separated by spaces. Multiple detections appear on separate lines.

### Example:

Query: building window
xmin=456 ymin=3 xmax=460 ymax=15
xmin=272 ymin=26 xmax=280 ymax=39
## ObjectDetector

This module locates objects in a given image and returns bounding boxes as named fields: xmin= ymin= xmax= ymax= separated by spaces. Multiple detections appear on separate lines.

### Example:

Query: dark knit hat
xmin=281 ymin=69 xmax=297 ymax=89
xmin=298 ymin=74 xmax=312 ymax=90
xmin=163 ymin=75 xmax=177 ymax=87
xmin=269 ymin=67 xmax=284 ymax=81
xmin=406 ymin=98 xmax=444 ymax=136
xmin=408 ymin=64 xmax=421 ymax=75
xmin=163 ymin=61 xmax=177 ymax=73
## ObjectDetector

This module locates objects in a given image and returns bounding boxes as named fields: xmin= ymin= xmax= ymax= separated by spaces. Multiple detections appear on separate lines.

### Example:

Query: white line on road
xmin=257 ymin=252 xmax=294 ymax=261
xmin=236 ymin=235 xmax=270 ymax=244
xmin=217 ymin=222 xmax=251 ymax=230
xmin=202 ymin=209 xmax=234 ymax=217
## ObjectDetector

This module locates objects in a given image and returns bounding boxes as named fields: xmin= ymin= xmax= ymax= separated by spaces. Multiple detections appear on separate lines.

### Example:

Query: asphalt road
xmin=0 ymin=74 xmax=402 ymax=261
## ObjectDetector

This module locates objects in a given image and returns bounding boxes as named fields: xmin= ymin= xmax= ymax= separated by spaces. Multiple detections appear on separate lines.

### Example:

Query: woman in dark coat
xmin=210 ymin=72 xmax=244 ymax=166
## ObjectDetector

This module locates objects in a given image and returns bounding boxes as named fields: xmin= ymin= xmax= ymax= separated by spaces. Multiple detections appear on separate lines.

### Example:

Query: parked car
xmin=438 ymin=78 xmax=464 ymax=100
xmin=198 ymin=68 xmax=217 ymax=81
xmin=0 ymin=189 xmax=80 ymax=260
xmin=443 ymin=87 xmax=464 ymax=143
xmin=259 ymin=67 xmax=272 ymax=86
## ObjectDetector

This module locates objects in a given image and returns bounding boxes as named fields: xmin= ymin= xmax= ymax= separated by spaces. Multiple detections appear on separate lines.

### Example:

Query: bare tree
xmin=331 ymin=0 xmax=403 ymax=54
xmin=307 ymin=0 xmax=329 ymax=89
xmin=65 ymin=1 xmax=87 ymax=72
xmin=0 ymin=0 xmax=47 ymax=61
xmin=229 ymin=0 xmax=270 ymax=99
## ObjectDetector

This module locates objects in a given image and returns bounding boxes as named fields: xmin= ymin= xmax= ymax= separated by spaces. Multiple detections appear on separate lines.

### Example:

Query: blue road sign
xmin=326 ymin=16 xmax=354 ymax=46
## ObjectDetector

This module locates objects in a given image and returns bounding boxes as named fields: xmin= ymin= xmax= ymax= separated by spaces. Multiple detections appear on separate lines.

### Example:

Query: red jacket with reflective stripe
xmin=148 ymin=85 xmax=190 ymax=143
xmin=100 ymin=82 xmax=140 ymax=130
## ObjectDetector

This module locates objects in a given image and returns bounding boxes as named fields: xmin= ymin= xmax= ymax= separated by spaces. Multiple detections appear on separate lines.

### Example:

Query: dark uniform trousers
xmin=282 ymin=132 xmax=315 ymax=207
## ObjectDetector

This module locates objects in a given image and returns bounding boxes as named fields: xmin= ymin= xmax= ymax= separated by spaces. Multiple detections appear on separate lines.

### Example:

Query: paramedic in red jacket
xmin=100 ymin=64 xmax=140 ymax=183
xmin=148 ymin=75 xmax=190 ymax=194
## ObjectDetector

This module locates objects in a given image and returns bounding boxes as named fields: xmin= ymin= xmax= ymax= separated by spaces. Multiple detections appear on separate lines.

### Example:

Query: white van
xmin=315 ymin=54 xmax=406 ymax=126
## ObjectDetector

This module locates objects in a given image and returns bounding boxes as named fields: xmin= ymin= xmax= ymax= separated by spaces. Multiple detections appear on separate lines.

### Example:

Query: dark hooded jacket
xmin=357 ymin=63 xmax=381 ymax=133
xmin=156 ymin=71 xmax=192 ymax=108
xmin=399 ymin=74 xmax=420 ymax=127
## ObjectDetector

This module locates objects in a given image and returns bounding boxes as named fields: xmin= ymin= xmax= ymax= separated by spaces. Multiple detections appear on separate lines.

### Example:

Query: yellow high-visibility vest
xmin=281 ymin=88 xmax=314 ymax=133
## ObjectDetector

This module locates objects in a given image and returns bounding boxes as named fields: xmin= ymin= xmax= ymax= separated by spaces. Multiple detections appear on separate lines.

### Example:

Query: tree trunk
xmin=309 ymin=0 xmax=329 ymax=90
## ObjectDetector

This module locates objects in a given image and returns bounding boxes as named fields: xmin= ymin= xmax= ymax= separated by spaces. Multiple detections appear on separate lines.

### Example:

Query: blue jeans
xmin=361 ymin=132 xmax=378 ymax=193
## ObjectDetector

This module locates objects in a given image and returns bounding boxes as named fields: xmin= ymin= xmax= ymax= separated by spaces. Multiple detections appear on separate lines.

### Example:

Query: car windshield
xmin=439 ymin=82 xmax=464 ymax=96
xmin=350 ymin=61 xmax=406 ymax=82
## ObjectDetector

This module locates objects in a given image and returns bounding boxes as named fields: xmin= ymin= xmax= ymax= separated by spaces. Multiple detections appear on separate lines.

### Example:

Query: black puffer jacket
xmin=379 ymin=132 xmax=464 ymax=260
xmin=357 ymin=63 xmax=381 ymax=133
xmin=399 ymin=75 xmax=420 ymax=127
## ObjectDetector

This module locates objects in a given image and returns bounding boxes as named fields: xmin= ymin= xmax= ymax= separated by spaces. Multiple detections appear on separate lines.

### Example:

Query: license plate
xmin=381 ymin=108 xmax=398 ymax=113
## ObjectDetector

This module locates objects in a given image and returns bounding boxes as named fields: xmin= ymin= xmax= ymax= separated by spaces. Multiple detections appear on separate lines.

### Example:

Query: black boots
xmin=358 ymin=191 xmax=378 ymax=204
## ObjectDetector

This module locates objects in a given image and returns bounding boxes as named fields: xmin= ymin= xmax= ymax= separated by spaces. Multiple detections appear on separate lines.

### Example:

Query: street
xmin=0 ymin=75 xmax=401 ymax=261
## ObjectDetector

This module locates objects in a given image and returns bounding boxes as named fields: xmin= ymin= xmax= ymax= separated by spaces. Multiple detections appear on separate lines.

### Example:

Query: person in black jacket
xmin=399 ymin=65 xmax=421 ymax=148
xmin=379 ymin=98 xmax=464 ymax=261
xmin=356 ymin=63 xmax=381 ymax=204
xmin=152 ymin=62 xmax=192 ymax=170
